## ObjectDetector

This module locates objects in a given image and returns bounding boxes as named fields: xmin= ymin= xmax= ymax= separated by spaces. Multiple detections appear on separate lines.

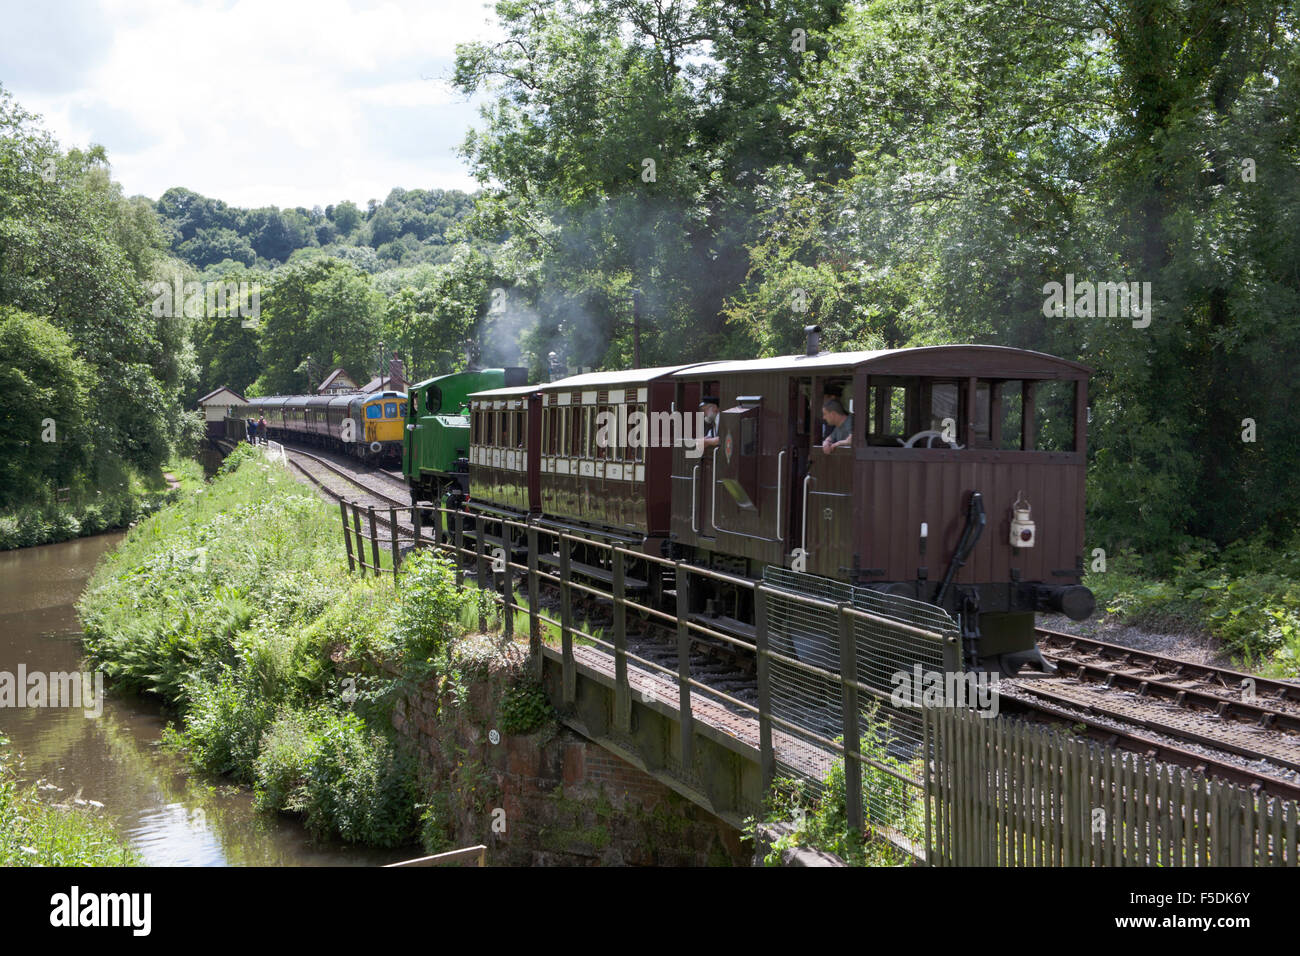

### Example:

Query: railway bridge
xmin=220 ymin=437 xmax=1300 ymax=866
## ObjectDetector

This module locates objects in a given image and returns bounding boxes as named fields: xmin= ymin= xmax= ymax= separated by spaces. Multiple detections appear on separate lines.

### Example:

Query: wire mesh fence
xmin=761 ymin=567 xmax=957 ymax=837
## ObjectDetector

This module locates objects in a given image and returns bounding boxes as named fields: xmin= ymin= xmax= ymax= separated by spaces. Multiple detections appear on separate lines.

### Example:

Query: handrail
xmin=775 ymin=448 xmax=786 ymax=542
xmin=710 ymin=446 xmax=719 ymax=532
xmin=690 ymin=464 xmax=700 ymax=534
xmin=384 ymin=844 xmax=487 ymax=867
xmin=801 ymin=474 xmax=814 ymax=557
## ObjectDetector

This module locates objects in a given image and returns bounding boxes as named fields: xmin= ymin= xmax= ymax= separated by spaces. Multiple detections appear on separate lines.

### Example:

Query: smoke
xmin=474 ymin=188 xmax=753 ymax=379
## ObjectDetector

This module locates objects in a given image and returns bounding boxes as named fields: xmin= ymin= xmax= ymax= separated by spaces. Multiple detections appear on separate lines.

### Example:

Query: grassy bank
xmin=78 ymin=443 xmax=483 ymax=849
xmin=0 ymin=458 xmax=203 ymax=552
xmin=1085 ymin=535 xmax=1300 ymax=677
xmin=0 ymin=735 xmax=142 ymax=866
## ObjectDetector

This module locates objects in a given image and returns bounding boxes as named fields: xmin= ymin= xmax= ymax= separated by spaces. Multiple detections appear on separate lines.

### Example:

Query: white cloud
xmin=2 ymin=0 xmax=502 ymax=206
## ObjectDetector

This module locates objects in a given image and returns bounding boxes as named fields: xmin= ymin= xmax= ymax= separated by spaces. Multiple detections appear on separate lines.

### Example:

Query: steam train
xmin=225 ymin=369 xmax=527 ymax=480
xmin=416 ymin=336 xmax=1096 ymax=675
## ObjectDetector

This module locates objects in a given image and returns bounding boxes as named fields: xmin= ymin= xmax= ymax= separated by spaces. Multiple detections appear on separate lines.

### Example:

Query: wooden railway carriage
xmin=467 ymin=384 xmax=543 ymax=515
xmin=667 ymin=344 xmax=1093 ymax=672
xmin=464 ymin=365 xmax=709 ymax=599
xmin=533 ymin=365 xmax=713 ymax=545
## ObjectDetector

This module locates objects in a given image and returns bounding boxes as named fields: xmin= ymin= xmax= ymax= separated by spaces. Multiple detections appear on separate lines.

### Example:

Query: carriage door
xmin=699 ymin=380 xmax=719 ymax=538
xmin=804 ymin=375 xmax=855 ymax=578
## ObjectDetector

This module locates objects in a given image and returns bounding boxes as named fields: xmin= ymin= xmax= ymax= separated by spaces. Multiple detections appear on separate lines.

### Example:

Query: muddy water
xmin=0 ymin=533 xmax=415 ymax=866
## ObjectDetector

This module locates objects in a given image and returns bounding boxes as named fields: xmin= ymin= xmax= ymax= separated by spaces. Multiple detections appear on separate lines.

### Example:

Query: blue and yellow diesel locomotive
xmin=228 ymin=390 xmax=408 ymax=464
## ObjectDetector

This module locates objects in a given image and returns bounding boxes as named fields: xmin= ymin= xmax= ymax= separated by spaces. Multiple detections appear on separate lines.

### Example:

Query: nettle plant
xmin=395 ymin=550 xmax=466 ymax=663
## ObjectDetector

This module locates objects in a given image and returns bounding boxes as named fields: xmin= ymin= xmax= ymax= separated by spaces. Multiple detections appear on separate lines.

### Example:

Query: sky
xmin=0 ymin=0 xmax=502 ymax=209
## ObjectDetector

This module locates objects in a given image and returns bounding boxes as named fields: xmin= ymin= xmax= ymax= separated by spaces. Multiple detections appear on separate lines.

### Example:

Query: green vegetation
xmin=0 ymin=89 xmax=201 ymax=518
xmin=78 ymin=450 xmax=483 ymax=848
xmin=0 ymin=463 xmax=182 ymax=551
xmin=0 ymin=735 xmax=142 ymax=866
xmin=749 ymin=713 xmax=925 ymax=867
xmin=499 ymin=680 xmax=554 ymax=736
xmin=1087 ymin=537 xmax=1300 ymax=677
xmin=154 ymin=186 xmax=476 ymax=272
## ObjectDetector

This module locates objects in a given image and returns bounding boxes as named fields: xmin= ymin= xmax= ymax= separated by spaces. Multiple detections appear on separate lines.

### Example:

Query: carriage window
xmin=998 ymin=382 xmax=1024 ymax=450
xmin=486 ymin=410 xmax=496 ymax=445
xmin=472 ymin=410 xmax=480 ymax=443
xmin=595 ymin=405 xmax=609 ymax=459
xmin=1035 ymin=381 xmax=1076 ymax=451
xmin=970 ymin=383 xmax=991 ymax=447
xmin=634 ymin=403 xmax=646 ymax=462
xmin=517 ymin=410 xmax=526 ymax=449
xmin=569 ymin=407 xmax=582 ymax=456
xmin=868 ymin=380 xmax=910 ymax=444
xmin=929 ymin=382 xmax=959 ymax=435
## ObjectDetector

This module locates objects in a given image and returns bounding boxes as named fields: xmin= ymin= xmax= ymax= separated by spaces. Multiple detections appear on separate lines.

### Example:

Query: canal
xmin=0 ymin=532 xmax=414 ymax=866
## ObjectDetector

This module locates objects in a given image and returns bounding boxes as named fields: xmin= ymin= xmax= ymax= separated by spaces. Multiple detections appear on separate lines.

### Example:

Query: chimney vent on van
xmin=804 ymin=324 xmax=822 ymax=356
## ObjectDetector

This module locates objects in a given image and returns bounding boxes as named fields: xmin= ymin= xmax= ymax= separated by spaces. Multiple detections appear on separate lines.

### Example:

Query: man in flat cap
xmin=700 ymin=396 xmax=720 ymax=449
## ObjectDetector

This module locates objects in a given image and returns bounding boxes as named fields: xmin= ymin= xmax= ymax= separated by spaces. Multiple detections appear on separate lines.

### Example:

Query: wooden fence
xmin=926 ymin=705 xmax=1300 ymax=866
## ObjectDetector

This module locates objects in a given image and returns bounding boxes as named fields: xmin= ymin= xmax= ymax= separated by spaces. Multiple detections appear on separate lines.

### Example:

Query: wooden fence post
xmin=560 ymin=538 xmax=574 ymax=706
xmin=527 ymin=519 xmax=541 ymax=679
xmin=755 ymin=585 xmax=773 ymax=792
xmin=454 ymin=509 xmax=465 ymax=588
xmin=351 ymin=503 xmax=366 ymax=575
xmin=675 ymin=563 xmax=693 ymax=773
xmin=389 ymin=506 xmax=400 ymax=581
xmin=368 ymin=505 xmax=380 ymax=576
xmin=612 ymin=549 xmax=630 ymax=734
xmin=340 ymin=499 xmax=355 ymax=572
xmin=502 ymin=523 xmax=514 ymax=642
xmin=475 ymin=514 xmax=487 ymax=632
xmin=837 ymin=605 xmax=862 ymax=837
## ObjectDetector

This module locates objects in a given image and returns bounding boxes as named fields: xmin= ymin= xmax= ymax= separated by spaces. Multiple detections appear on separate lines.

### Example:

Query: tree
xmin=0 ymin=308 xmax=95 ymax=507
xmin=0 ymin=85 xmax=185 ymax=485
xmin=254 ymin=258 xmax=381 ymax=394
xmin=333 ymin=200 xmax=362 ymax=234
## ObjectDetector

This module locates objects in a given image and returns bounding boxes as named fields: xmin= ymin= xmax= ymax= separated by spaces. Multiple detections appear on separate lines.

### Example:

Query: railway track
xmin=993 ymin=627 xmax=1300 ymax=799
xmin=282 ymin=445 xmax=409 ymax=510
